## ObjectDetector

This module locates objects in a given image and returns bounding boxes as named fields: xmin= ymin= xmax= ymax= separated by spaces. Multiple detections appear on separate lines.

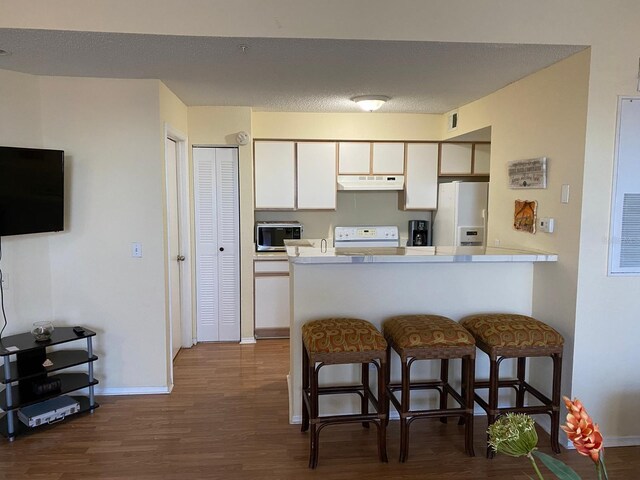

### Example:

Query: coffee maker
xmin=408 ymin=220 xmax=431 ymax=246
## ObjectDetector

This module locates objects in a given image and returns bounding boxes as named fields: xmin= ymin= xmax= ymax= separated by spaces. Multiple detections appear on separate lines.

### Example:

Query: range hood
xmin=337 ymin=175 xmax=405 ymax=191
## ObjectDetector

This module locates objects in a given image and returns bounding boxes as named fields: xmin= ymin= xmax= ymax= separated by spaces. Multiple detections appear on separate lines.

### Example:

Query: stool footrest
xmin=310 ymin=413 xmax=384 ymax=425
xmin=473 ymin=379 xmax=554 ymax=409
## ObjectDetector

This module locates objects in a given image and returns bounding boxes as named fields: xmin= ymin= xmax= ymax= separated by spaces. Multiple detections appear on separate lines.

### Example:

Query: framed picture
xmin=514 ymin=200 xmax=537 ymax=233
xmin=508 ymin=157 xmax=547 ymax=189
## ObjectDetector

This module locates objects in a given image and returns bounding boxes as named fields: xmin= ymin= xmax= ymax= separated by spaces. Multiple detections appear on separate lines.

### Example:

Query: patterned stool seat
xmin=460 ymin=313 xmax=563 ymax=356
xmin=383 ymin=314 xmax=475 ymax=358
xmin=302 ymin=318 xmax=387 ymax=361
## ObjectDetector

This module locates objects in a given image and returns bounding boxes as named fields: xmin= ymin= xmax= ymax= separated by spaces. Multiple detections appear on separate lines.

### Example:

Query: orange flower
xmin=561 ymin=396 xmax=604 ymax=464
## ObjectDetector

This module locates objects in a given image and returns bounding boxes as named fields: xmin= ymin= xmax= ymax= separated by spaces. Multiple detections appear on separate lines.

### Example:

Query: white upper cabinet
xmin=372 ymin=143 xmax=405 ymax=174
xmin=473 ymin=143 xmax=491 ymax=175
xmin=297 ymin=142 xmax=337 ymax=210
xmin=440 ymin=143 xmax=473 ymax=175
xmin=403 ymin=143 xmax=439 ymax=210
xmin=338 ymin=142 xmax=370 ymax=174
xmin=254 ymin=141 xmax=295 ymax=209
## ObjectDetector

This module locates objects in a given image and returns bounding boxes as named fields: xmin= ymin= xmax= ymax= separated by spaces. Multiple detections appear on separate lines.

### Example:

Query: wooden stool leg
xmin=440 ymin=359 xmax=449 ymax=424
xmin=377 ymin=359 xmax=388 ymax=463
xmin=550 ymin=353 xmax=563 ymax=454
xmin=384 ymin=345 xmax=392 ymax=426
xmin=516 ymin=357 xmax=526 ymax=408
xmin=464 ymin=356 xmax=475 ymax=457
xmin=486 ymin=356 xmax=499 ymax=458
xmin=309 ymin=362 xmax=320 ymax=469
xmin=361 ymin=363 xmax=370 ymax=428
xmin=399 ymin=358 xmax=411 ymax=463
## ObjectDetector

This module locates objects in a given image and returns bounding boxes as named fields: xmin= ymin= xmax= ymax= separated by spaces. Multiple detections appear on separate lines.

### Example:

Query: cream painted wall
xmin=449 ymin=50 xmax=591 ymax=431
xmin=0 ymin=69 xmax=54 ymax=335
xmin=39 ymin=77 xmax=169 ymax=391
xmin=253 ymin=112 xmax=444 ymax=140
xmin=187 ymin=107 xmax=254 ymax=340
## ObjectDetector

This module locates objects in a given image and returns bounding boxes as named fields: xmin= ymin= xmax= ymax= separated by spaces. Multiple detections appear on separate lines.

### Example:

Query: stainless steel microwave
xmin=255 ymin=222 xmax=303 ymax=252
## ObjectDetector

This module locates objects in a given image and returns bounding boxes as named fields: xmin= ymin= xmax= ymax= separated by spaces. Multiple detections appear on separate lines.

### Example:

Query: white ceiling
xmin=0 ymin=29 xmax=586 ymax=114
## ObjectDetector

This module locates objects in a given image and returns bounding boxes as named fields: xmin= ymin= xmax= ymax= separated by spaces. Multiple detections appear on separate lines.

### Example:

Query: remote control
xmin=73 ymin=326 xmax=85 ymax=335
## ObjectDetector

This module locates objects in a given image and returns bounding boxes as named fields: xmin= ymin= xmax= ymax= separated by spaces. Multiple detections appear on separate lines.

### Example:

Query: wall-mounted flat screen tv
xmin=0 ymin=146 xmax=65 ymax=236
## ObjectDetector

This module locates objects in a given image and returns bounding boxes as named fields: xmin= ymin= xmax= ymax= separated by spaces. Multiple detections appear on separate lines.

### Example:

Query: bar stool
xmin=382 ymin=314 xmax=476 ymax=462
xmin=460 ymin=313 xmax=564 ymax=457
xmin=301 ymin=317 xmax=388 ymax=469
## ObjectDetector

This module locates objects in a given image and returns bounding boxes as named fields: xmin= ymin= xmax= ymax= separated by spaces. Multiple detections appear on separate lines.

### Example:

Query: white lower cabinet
xmin=254 ymin=259 xmax=290 ymax=338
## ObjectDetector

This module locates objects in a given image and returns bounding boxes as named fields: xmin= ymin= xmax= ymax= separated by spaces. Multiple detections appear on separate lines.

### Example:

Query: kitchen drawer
xmin=254 ymin=260 xmax=289 ymax=274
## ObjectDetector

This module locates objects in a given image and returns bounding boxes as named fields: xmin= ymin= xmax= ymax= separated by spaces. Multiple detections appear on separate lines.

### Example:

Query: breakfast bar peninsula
xmin=285 ymin=243 xmax=558 ymax=423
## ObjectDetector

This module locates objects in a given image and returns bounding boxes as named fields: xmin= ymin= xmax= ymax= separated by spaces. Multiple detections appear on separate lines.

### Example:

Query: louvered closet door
xmin=193 ymin=147 xmax=240 ymax=341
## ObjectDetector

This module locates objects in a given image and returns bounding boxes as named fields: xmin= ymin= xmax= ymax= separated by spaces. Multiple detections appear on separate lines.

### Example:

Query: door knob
xmin=219 ymin=247 xmax=224 ymax=252
xmin=177 ymin=255 xmax=186 ymax=262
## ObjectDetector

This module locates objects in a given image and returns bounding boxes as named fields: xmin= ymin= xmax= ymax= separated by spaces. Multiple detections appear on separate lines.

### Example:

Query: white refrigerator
xmin=433 ymin=181 xmax=489 ymax=246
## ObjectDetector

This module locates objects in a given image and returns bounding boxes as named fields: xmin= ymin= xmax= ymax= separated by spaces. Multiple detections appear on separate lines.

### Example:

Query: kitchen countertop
xmin=253 ymin=250 xmax=289 ymax=260
xmin=285 ymin=244 xmax=558 ymax=264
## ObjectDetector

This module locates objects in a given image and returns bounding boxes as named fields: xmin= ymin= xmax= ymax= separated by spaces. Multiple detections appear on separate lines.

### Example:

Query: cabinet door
xmin=297 ymin=142 xmax=337 ymax=209
xmin=254 ymin=141 xmax=295 ymax=209
xmin=372 ymin=142 xmax=404 ymax=174
xmin=473 ymin=143 xmax=491 ymax=175
xmin=405 ymin=143 xmax=439 ymax=210
xmin=440 ymin=143 xmax=473 ymax=175
xmin=254 ymin=260 xmax=290 ymax=337
xmin=338 ymin=142 xmax=370 ymax=174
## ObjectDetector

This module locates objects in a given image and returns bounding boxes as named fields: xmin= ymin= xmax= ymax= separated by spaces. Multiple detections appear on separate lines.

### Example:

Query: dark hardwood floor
xmin=1 ymin=340 xmax=638 ymax=479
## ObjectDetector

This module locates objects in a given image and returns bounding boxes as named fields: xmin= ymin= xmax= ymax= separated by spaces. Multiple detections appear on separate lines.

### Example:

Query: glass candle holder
xmin=31 ymin=321 xmax=54 ymax=342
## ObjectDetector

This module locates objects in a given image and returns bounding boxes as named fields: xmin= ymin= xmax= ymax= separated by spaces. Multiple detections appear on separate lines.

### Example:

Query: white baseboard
xmin=600 ymin=435 xmax=640 ymax=447
xmin=240 ymin=336 xmax=257 ymax=344
xmin=95 ymin=386 xmax=172 ymax=395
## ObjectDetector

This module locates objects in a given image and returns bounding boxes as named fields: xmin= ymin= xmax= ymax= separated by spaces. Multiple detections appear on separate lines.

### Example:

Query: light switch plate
xmin=538 ymin=217 xmax=555 ymax=233
xmin=131 ymin=242 xmax=143 ymax=258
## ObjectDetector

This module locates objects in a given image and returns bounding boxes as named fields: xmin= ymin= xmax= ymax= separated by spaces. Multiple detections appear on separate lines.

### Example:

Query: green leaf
xmin=532 ymin=451 xmax=582 ymax=480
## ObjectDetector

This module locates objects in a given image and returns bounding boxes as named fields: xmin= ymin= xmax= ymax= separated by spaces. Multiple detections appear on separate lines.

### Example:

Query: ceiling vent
xmin=448 ymin=110 xmax=459 ymax=131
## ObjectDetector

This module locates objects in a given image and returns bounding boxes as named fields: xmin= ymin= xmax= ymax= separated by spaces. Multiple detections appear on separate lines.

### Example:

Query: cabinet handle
xmin=177 ymin=255 xmax=186 ymax=262
xmin=219 ymin=247 xmax=225 ymax=252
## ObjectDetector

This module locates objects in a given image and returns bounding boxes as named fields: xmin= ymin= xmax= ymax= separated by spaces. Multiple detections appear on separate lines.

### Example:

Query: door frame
xmin=164 ymin=123 xmax=194 ymax=359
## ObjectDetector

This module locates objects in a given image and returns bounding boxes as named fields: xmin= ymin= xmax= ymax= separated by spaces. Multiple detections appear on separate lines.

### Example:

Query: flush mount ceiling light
xmin=352 ymin=95 xmax=389 ymax=112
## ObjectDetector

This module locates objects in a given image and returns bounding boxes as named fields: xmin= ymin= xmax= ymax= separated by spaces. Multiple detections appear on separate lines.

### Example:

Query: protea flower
xmin=561 ymin=396 xmax=603 ymax=463
xmin=488 ymin=413 xmax=539 ymax=457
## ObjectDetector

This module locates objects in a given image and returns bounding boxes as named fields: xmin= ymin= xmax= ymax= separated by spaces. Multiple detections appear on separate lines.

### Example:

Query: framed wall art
xmin=508 ymin=157 xmax=547 ymax=189
xmin=514 ymin=200 xmax=537 ymax=233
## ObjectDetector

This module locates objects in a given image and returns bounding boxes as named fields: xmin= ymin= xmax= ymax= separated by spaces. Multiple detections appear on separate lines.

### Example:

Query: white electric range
xmin=334 ymin=225 xmax=400 ymax=248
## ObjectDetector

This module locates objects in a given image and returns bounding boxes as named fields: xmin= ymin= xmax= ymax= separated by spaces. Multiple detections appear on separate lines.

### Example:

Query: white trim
xmin=603 ymin=435 xmax=640 ymax=447
xmin=95 ymin=385 xmax=172 ymax=395
xmin=165 ymin=123 xmax=194 ymax=348
xmin=240 ymin=336 xmax=257 ymax=344
xmin=608 ymin=96 xmax=640 ymax=275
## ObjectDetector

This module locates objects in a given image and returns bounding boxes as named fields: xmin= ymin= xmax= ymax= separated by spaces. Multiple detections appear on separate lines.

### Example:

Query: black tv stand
xmin=0 ymin=327 xmax=99 ymax=440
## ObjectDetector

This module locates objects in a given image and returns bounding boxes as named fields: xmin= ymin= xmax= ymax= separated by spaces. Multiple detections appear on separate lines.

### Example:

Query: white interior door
xmin=166 ymin=137 xmax=183 ymax=359
xmin=194 ymin=146 xmax=240 ymax=342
